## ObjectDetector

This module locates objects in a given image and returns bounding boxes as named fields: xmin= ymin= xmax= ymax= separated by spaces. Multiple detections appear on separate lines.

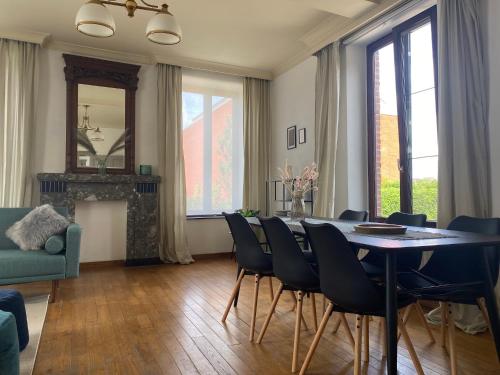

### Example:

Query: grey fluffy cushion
xmin=6 ymin=204 xmax=70 ymax=251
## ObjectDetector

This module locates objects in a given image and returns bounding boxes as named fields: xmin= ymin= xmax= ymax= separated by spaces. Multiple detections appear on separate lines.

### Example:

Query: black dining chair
xmin=398 ymin=215 xmax=500 ymax=375
xmin=300 ymin=221 xmax=424 ymax=375
xmin=256 ymin=216 xmax=353 ymax=373
xmin=338 ymin=209 xmax=369 ymax=222
xmin=221 ymin=212 xmax=275 ymax=341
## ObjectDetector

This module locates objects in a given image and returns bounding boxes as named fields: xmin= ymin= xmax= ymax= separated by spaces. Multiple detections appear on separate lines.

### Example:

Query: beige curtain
xmin=243 ymin=77 xmax=270 ymax=213
xmin=157 ymin=64 xmax=193 ymax=264
xmin=427 ymin=0 xmax=492 ymax=334
xmin=0 ymin=39 xmax=39 ymax=207
xmin=313 ymin=42 xmax=341 ymax=218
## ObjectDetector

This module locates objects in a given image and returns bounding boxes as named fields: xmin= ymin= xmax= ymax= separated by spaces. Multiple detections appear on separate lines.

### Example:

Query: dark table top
xmin=247 ymin=216 xmax=500 ymax=253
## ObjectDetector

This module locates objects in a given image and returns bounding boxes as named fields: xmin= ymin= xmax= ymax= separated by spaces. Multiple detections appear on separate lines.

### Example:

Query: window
xmin=367 ymin=7 xmax=438 ymax=222
xmin=182 ymin=70 xmax=243 ymax=215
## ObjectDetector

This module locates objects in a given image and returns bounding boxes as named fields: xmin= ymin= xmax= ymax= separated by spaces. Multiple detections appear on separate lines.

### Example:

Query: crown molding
xmin=44 ymin=39 xmax=272 ymax=79
xmin=272 ymin=0 xmax=405 ymax=78
xmin=0 ymin=29 xmax=51 ymax=46
xmin=154 ymin=54 xmax=273 ymax=80
xmin=46 ymin=40 xmax=155 ymax=65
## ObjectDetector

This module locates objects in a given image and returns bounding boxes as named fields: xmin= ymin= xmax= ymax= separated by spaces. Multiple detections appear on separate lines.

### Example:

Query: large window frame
xmin=367 ymin=6 xmax=438 ymax=223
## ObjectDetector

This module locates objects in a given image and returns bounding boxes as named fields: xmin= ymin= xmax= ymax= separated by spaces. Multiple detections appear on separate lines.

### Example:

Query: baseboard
xmin=125 ymin=257 xmax=163 ymax=266
xmin=80 ymin=260 xmax=125 ymax=269
xmin=192 ymin=252 xmax=232 ymax=260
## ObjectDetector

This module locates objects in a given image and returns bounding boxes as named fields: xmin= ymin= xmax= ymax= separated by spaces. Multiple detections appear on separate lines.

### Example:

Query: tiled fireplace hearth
xmin=37 ymin=173 xmax=161 ymax=266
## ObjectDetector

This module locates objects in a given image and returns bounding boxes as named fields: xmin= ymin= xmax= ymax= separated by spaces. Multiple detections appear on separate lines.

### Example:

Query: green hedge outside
xmin=380 ymin=178 xmax=438 ymax=221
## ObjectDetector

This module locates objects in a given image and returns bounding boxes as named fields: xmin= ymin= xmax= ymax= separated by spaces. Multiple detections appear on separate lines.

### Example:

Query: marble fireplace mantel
xmin=37 ymin=173 xmax=161 ymax=266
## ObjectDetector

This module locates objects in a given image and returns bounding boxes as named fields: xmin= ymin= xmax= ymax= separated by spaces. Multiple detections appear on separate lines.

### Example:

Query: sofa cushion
xmin=0 ymin=249 xmax=65 ymax=279
xmin=6 ymin=205 xmax=70 ymax=250
xmin=0 ymin=207 xmax=69 ymax=250
xmin=0 ymin=310 xmax=19 ymax=375
xmin=0 ymin=290 xmax=29 ymax=351
xmin=45 ymin=235 xmax=65 ymax=255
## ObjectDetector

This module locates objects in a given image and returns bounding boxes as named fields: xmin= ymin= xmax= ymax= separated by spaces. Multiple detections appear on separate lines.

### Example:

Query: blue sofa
xmin=0 ymin=207 xmax=81 ymax=303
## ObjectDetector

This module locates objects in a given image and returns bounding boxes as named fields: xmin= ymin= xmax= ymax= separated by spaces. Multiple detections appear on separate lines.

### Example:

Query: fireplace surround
xmin=37 ymin=173 xmax=160 ymax=265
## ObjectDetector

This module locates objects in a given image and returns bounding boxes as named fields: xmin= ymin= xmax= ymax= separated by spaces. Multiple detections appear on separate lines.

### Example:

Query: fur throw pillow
xmin=6 ymin=204 xmax=70 ymax=251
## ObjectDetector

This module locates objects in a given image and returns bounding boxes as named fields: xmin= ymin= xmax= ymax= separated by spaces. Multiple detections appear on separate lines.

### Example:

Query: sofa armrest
xmin=65 ymin=223 xmax=81 ymax=278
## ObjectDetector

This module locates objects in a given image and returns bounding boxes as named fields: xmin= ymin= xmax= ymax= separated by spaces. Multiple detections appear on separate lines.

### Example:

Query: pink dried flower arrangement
xmin=277 ymin=160 xmax=319 ymax=197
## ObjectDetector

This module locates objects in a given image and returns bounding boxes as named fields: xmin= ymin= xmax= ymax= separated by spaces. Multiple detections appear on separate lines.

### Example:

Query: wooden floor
xmin=6 ymin=257 xmax=500 ymax=374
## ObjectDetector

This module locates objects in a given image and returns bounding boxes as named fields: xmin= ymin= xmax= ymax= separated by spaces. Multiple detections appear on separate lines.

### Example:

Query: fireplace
xmin=37 ymin=173 xmax=160 ymax=266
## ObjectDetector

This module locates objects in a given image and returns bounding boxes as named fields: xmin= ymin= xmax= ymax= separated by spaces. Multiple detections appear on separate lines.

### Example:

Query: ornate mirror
xmin=64 ymin=54 xmax=140 ymax=174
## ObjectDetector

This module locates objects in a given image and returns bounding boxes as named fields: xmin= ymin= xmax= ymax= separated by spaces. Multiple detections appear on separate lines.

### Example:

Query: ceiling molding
xmin=0 ymin=29 xmax=51 ymax=46
xmin=154 ymin=54 xmax=273 ymax=80
xmin=299 ymin=14 xmax=351 ymax=48
xmin=44 ymin=39 xmax=272 ymax=79
xmin=272 ymin=0 xmax=405 ymax=78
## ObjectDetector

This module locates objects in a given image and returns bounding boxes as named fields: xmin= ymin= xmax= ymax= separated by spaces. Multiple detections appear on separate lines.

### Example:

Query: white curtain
xmin=0 ymin=39 xmax=39 ymax=207
xmin=313 ymin=42 xmax=341 ymax=218
xmin=243 ymin=77 xmax=270 ymax=213
xmin=427 ymin=0 xmax=493 ymax=334
xmin=157 ymin=64 xmax=193 ymax=264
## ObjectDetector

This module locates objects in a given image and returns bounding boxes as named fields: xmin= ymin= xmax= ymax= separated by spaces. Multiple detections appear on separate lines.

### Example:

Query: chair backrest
xmin=223 ymin=212 xmax=271 ymax=272
xmin=386 ymin=212 xmax=427 ymax=227
xmin=422 ymin=216 xmax=500 ymax=283
xmin=338 ymin=209 xmax=368 ymax=222
xmin=301 ymin=221 xmax=383 ymax=312
xmin=386 ymin=212 xmax=427 ymax=270
xmin=258 ymin=216 xmax=319 ymax=290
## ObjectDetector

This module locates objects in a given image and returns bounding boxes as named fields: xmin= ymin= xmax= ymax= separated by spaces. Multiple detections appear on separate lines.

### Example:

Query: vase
xmin=97 ymin=159 xmax=107 ymax=175
xmin=290 ymin=192 xmax=305 ymax=221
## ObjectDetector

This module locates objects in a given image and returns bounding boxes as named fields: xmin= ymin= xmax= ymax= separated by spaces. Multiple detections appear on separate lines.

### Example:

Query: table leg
xmin=481 ymin=248 xmax=500 ymax=361
xmin=234 ymin=265 xmax=242 ymax=307
xmin=385 ymin=252 xmax=398 ymax=375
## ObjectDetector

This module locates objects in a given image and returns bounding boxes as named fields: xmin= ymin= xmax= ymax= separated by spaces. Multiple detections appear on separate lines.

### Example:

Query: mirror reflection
xmin=77 ymin=84 xmax=126 ymax=169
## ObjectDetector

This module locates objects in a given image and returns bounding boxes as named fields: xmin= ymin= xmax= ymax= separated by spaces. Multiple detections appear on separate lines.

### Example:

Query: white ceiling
xmin=0 ymin=0 xmax=380 ymax=74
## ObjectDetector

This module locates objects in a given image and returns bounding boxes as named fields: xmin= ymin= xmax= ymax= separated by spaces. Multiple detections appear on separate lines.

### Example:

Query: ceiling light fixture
xmin=75 ymin=0 xmax=182 ymax=45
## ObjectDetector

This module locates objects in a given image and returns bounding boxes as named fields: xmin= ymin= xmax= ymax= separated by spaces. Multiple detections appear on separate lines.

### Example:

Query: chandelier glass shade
xmin=75 ymin=0 xmax=182 ymax=44
xmin=75 ymin=0 xmax=116 ymax=37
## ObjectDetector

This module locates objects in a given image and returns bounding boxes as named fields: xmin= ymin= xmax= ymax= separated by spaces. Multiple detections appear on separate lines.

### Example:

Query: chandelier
xmin=78 ymin=105 xmax=105 ymax=141
xmin=75 ymin=0 xmax=182 ymax=45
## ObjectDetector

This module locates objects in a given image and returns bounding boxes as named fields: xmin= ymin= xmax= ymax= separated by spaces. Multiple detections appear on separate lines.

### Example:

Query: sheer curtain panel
xmin=0 ymin=39 xmax=39 ymax=207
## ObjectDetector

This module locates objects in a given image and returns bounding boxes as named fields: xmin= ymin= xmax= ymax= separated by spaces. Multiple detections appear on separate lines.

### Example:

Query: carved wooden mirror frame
xmin=63 ymin=54 xmax=140 ymax=174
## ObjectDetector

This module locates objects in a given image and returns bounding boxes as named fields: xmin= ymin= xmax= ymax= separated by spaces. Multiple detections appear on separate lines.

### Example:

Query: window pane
xmin=373 ymin=43 xmax=401 ymax=217
xmin=182 ymin=92 xmax=204 ymax=213
xmin=211 ymin=96 xmax=234 ymax=210
xmin=408 ymin=22 xmax=438 ymax=220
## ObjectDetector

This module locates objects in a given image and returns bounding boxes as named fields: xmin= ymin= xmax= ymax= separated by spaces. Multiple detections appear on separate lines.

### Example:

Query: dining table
xmin=246 ymin=216 xmax=500 ymax=375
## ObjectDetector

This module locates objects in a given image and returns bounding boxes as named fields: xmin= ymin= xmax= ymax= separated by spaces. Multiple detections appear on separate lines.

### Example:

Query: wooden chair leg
xmin=322 ymin=295 xmax=326 ymax=313
xmin=249 ymin=274 xmax=261 ymax=342
xmin=440 ymin=302 xmax=448 ymax=349
xmin=381 ymin=318 xmax=387 ymax=358
xmin=397 ymin=304 xmax=413 ymax=341
xmin=256 ymin=283 xmax=284 ymax=344
xmin=477 ymin=297 xmax=493 ymax=336
xmin=415 ymin=301 xmax=435 ymax=343
xmin=354 ymin=315 xmax=363 ymax=375
xmin=299 ymin=303 xmax=334 ymax=375
xmin=363 ymin=316 xmax=370 ymax=362
xmin=340 ymin=314 xmax=355 ymax=349
xmin=222 ymin=268 xmax=245 ymax=322
xmin=332 ymin=312 xmax=342 ymax=334
xmin=398 ymin=312 xmax=425 ymax=375
xmin=292 ymin=291 xmax=304 ymax=373
xmin=447 ymin=303 xmax=458 ymax=375
xmin=268 ymin=277 xmax=274 ymax=302
xmin=50 ymin=280 xmax=59 ymax=303
xmin=311 ymin=293 xmax=318 ymax=332
xmin=290 ymin=290 xmax=297 ymax=311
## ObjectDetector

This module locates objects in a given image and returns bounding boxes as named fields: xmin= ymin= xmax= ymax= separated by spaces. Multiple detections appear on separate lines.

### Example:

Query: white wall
xmin=270 ymin=57 xmax=317 ymax=176
xmin=33 ymin=48 xmax=232 ymax=260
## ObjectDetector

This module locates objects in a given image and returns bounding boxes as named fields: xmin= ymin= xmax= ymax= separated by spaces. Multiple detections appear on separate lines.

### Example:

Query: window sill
xmin=187 ymin=214 xmax=225 ymax=220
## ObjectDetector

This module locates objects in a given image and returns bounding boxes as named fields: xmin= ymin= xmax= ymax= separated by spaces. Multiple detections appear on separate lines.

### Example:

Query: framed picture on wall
xmin=287 ymin=125 xmax=297 ymax=149
xmin=298 ymin=128 xmax=306 ymax=144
